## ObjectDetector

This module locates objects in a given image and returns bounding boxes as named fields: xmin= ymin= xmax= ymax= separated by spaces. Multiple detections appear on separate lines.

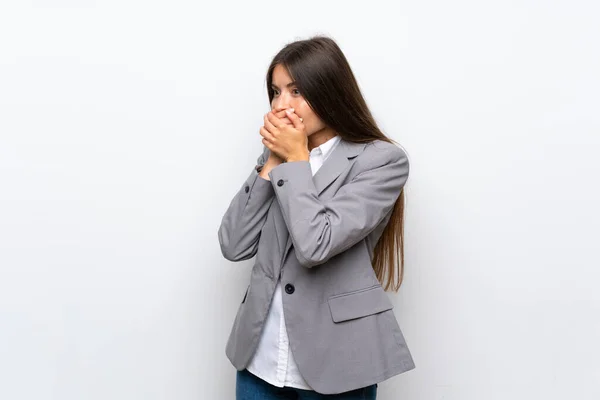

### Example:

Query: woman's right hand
xmin=258 ymin=109 xmax=290 ymax=179
xmin=264 ymin=109 xmax=291 ymax=164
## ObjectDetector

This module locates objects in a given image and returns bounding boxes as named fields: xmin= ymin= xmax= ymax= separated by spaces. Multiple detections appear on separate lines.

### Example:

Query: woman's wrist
xmin=286 ymin=149 xmax=310 ymax=163
xmin=259 ymin=155 xmax=284 ymax=180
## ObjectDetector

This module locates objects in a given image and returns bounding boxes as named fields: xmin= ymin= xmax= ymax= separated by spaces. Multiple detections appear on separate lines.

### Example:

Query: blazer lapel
xmin=313 ymin=139 xmax=365 ymax=196
xmin=280 ymin=138 xmax=367 ymax=261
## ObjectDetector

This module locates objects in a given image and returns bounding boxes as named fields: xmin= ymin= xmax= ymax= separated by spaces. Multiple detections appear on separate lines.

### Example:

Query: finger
xmin=267 ymin=110 xmax=287 ymax=129
xmin=260 ymin=125 xmax=275 ymax=142
xmin=278 ymin=107 xmax=302 ymax=122
xmin=284 ymin=108 xmax=304 ymax=129
xmin=261 ymin=137 xmax=279 ymax=155
xmin=264 ymin=113 xmax=277 ymax=133
xmin=274 ymin=110 xmax=292 ymax=124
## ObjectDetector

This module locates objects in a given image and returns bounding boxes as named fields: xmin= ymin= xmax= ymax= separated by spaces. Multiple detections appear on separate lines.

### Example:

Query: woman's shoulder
xmin=355 ymin=138 xmax=409 ymax=168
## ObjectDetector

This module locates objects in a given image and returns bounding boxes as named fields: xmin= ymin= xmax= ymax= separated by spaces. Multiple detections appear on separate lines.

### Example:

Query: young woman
xmin=218 ymin=35 xmax=415 ymax=399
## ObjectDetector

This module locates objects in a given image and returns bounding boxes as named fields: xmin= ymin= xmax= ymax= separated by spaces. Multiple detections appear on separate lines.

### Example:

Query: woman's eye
xmin=272 ymin=89 xmax=301 ymax=96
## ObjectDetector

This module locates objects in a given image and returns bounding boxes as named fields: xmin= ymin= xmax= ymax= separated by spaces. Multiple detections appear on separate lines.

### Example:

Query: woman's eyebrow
xmin=271 ymin=81 xmax=297 ymax=89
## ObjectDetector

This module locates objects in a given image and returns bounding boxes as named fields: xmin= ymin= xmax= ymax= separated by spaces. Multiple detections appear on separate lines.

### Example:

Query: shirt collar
xmin=310 ymin=135 xmax=341 ymax=160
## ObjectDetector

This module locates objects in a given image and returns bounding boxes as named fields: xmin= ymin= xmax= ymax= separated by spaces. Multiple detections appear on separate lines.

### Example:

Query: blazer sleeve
xmin=267 ymin=145 xmax=409 ymax=268
xmin=218 ymin=146 xmax=275 ymax=261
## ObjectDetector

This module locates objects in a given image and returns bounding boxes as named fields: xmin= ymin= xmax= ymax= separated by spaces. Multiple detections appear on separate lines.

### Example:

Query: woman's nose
xmin=273 ymin=101 xmax=290 ymax=111
xmin=272 ymin=94 xmax=291 ymax=111
xmin=272 ymin=106 xmax=289 ymax=114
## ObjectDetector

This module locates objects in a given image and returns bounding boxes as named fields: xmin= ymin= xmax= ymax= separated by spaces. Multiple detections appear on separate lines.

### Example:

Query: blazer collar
xmin=312 ymin=138 xmax=367 ymax=195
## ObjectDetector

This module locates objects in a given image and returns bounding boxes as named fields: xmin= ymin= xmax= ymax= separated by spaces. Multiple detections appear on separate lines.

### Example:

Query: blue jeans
xmin=236 ymin=369 xmax=377 ymax=400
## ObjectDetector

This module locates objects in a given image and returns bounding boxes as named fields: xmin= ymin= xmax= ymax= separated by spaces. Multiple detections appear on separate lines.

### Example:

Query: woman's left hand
xmin=260 ymin=108 xmax=309 ymax=162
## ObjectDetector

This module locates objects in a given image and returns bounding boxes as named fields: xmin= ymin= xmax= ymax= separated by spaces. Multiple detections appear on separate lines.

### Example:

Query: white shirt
xmin=246 ymin=134 xmax=342 ymax=389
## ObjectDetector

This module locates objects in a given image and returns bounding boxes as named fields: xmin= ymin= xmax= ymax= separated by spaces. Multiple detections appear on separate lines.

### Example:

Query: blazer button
xmin=284 ymin=283 xmax=295 ymax=294
xmin=244 ymin=185 xmax=249 ymax=193
xmin=277 ymin=179 xmax=284 ymax=187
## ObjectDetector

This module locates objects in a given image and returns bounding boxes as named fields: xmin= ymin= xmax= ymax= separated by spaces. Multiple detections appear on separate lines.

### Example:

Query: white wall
xmin=1 ymin=1 xmax=598 ymax=399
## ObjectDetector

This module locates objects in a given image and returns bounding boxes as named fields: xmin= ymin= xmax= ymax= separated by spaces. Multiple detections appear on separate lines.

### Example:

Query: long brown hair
xmin=265 ymin=35 xmax=407 ymax=292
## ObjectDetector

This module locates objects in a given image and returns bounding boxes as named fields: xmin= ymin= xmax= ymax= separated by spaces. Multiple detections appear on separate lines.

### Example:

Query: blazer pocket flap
xmin=328 ymin=285 xmax=393 ymax=323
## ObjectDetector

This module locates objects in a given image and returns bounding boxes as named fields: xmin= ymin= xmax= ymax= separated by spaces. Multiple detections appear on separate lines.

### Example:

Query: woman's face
xmin=270 ymin=64 xmax=327 ymax=137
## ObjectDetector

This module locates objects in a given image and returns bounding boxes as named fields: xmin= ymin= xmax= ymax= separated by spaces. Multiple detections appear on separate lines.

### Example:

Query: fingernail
xmin=286 ymin=108 xmax=294 ymax=114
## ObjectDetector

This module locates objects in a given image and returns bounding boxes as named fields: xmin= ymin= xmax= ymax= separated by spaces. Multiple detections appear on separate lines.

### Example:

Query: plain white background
xmin=1 ymin=1 xmax=598 ymax=399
